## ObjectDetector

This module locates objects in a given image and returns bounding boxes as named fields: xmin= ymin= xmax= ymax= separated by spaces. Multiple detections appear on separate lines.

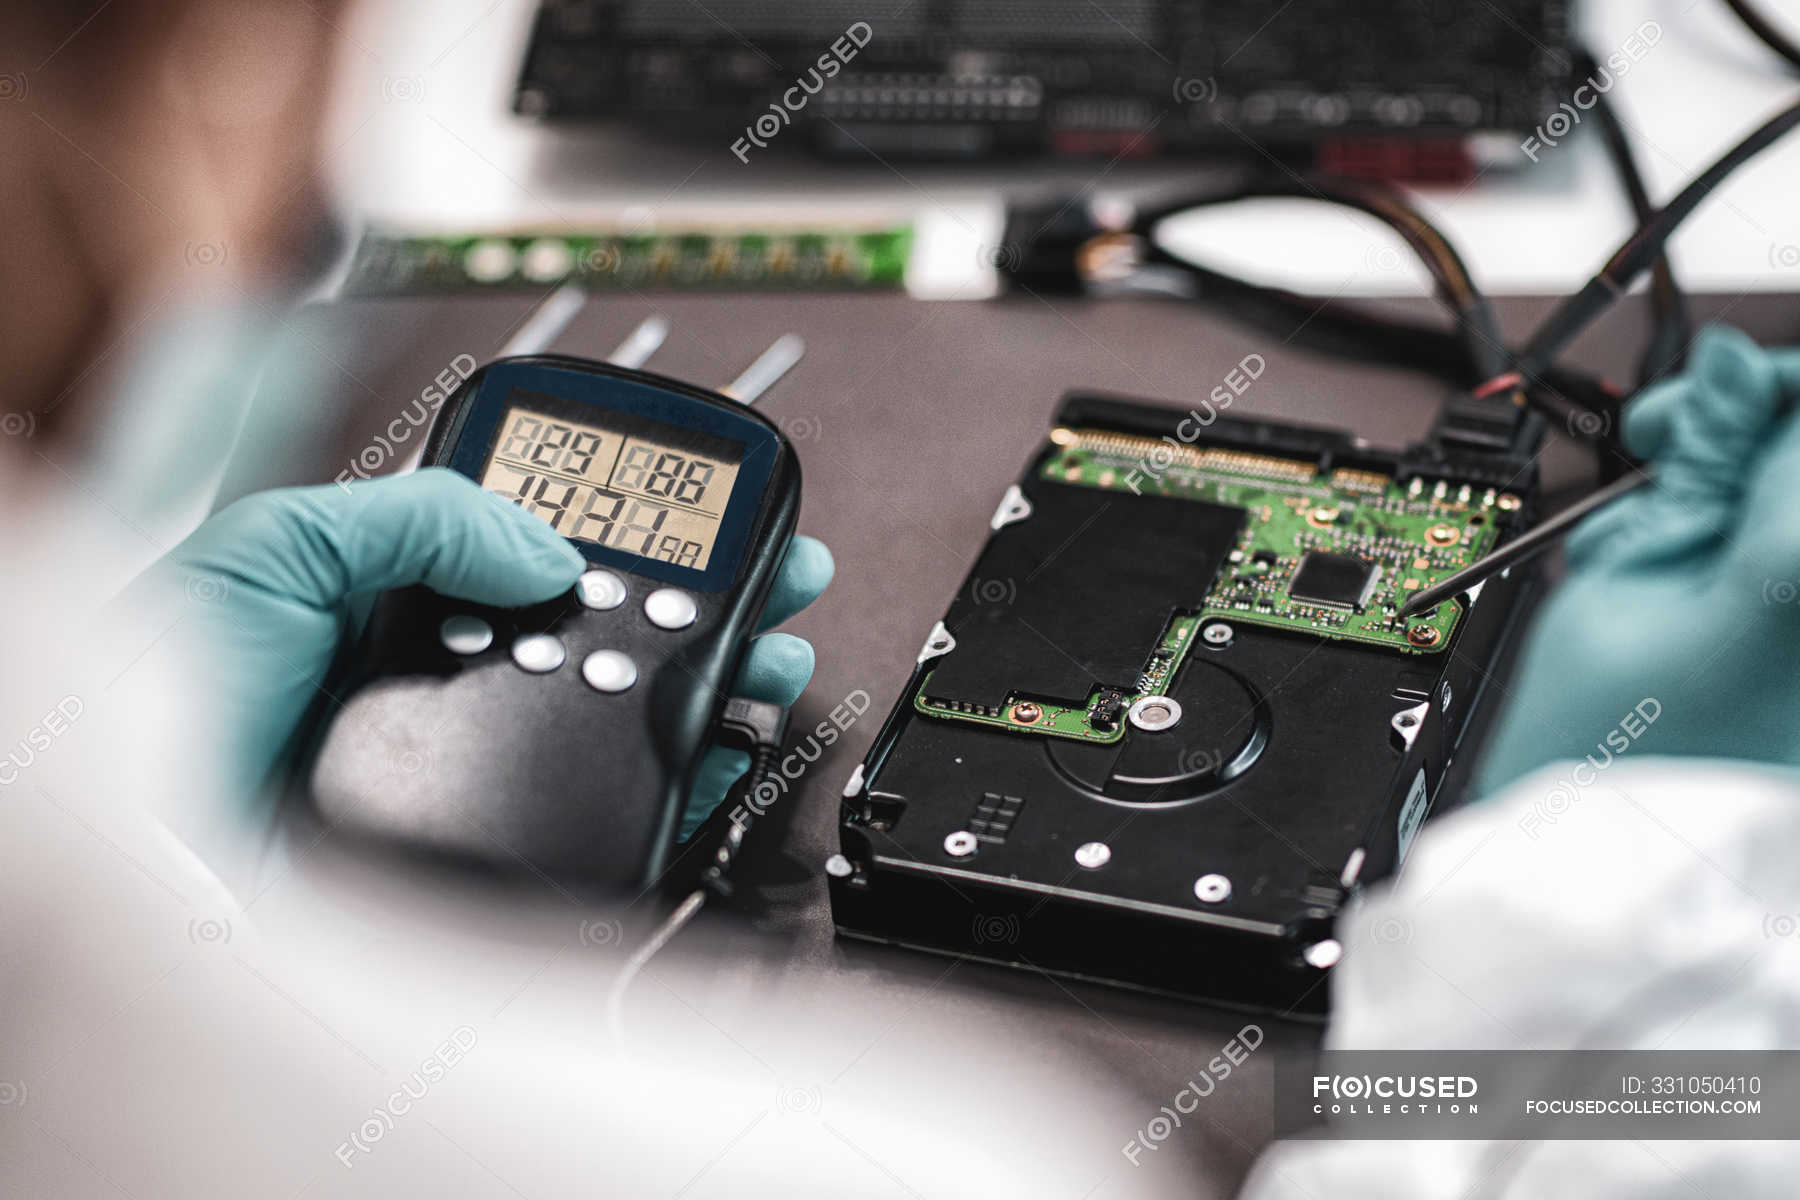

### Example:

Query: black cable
xmin=1122 ymin=170 xmax=1618 ymax=457
xmin=1131 ymin=241 xmax=1622 ymax=417
xmin=605 ymin=699 xmax=790 ymax=1046
xmin=1134 ymin=171 xmax=1509 ymax=383
xmin=1511 ymin=94 xmax=1800 ymax=387
xmin=1015 ymin=91 xmax=1800 ymax=460
xmin=605 ymin=888 xmax=707 ymax=1048
xmin=1723 ymin=0 xmax=1800 ymax=71
xmin=1577 ymin=49 xmax=1692 ymax=388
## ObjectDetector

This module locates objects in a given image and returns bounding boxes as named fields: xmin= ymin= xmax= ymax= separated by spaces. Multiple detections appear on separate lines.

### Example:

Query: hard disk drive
xmin=829 ymin=391 xmax=1540 ymax=1015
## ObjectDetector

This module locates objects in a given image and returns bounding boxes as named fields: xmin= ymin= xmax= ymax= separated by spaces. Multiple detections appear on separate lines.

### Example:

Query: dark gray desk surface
xmin=272 ymin=289 xmax=1797 ymax=1196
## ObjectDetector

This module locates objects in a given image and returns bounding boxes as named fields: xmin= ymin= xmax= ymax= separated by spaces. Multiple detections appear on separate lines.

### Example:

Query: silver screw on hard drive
xmin=943 ymin=830 xmax=978 ymax=858
xmin=1202 ymin=622 xmax=1234 ymax=647
xmin=1074 ymin=841 xmax=1112 ymax=869
xmin=1303 ymin=939 xmax=1343 ymax=969
xmin=1193 ymin=873 xmax=1233 ymax=903
xmin=1129 ymin=695 xmax=1183 ymax=732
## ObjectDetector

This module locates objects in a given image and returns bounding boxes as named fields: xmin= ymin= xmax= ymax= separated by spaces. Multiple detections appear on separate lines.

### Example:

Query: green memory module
xmin=913 ymin=427 xmax=1513 ymax=745
xmin=340 ymin=227 xmax=914 ymax=295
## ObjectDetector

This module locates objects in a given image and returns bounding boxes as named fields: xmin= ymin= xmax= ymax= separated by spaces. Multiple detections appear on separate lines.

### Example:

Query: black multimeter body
xmin=297 ymin=355 xmax=800 ymax=891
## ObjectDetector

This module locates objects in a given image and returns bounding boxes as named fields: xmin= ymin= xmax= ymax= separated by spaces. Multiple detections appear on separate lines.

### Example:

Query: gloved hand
xmin=126 ymin=468 xmax=832 ymax=832
xmin=1475 ymin=325 xmax=1800 ymax=796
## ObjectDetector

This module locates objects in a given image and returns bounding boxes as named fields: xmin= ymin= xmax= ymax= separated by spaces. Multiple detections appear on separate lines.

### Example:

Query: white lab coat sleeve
xmin=1238 ymin=757 xmax=1800 ymax=1200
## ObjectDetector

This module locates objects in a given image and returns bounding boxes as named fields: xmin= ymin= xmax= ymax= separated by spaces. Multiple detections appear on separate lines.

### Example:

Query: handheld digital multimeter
xmin=297 ymin=355 xmax=801 ymax=890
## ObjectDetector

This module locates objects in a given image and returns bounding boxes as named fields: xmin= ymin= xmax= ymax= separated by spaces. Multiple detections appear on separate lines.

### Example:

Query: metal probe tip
xmin=498 ymin=283 xmax=589 ymax=358
xmin=1396 ymin=472 xmax=1652 ymax=621
xmin=605 ymin=313 xmax=670 ymax=369
xmin=722 ymin=334 xmax=806 ymax=405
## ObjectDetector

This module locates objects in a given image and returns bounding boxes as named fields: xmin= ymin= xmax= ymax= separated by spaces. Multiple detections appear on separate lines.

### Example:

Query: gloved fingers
xmin=182 ymin=468 xmax=585 ymax=611
xmin=1569 ymin=328 xmax=1783 ymax=573
xmin=1770 ymin=346 xmax=1800 ymax=393
xmin=730 ymin=631 xmax=816 ymax=705
xmin=1563 ymin=480 xmax=1662 ymax=570
xmin=1617 ymin=371 xmax=1688 ymax=462
xmin=758 ymin=536 xmax=834 ymax=631
xmin=1644 ymin=326 xmax=1782 ymax=520
xmin=678 ymin=632 xmax=818 ymax=837
xmin=681 ymin=746 xmax=752 ymax=841
xmin=1734 ymin=403 xmax=1800 ymax=577
xmin=1626 ymin=342 xmax=1800 ymax=461
xmin=1761 ymin=347 xmax=1800 ymax=541
xmin=341 ymin=471 xmax=588 ymax=604
xmin=1612 ymin=335 xmax=1800 ymax=472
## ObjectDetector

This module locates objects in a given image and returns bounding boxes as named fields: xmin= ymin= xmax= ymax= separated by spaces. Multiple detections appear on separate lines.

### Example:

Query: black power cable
xmin=1508 ymin=95 xmax=1800 ymax=389
xmin=1723 ymin=0 xmax=1800 ymax=71
xmin=1131 ymin=171 xmax=1510 ymax=383
xmin=1576 ymin=49 xmax=1693 ymax=389
xmin=1127 ymin=241 xmax=1622 ymax=417
xmin=1002 ymin=85 xmax=1800 ymax=467
xmin=1002 ymin=168 xmax=1627 ymax=455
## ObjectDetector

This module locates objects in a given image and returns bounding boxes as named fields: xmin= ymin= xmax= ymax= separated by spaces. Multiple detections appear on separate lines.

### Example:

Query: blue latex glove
xmin=127 ymin=468 xmax=832 ymax=832
xmin=1475 ymin=326 xmax=1800 ymax=796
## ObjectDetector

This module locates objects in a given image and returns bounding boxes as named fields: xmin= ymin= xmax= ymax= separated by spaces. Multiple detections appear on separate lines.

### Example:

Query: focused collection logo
xmin=1312 ymin=1073 xmax=1480 ymax=1116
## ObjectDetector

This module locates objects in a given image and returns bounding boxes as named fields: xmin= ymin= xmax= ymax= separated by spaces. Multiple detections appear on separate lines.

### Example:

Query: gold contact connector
xmin=1196 ymin=448 xmax=1315 ymax=482
xmin=1050 ymin=427 xmax=1316 ymax=483
xmin=1330 ymin=467 xmax=1391 ymax=494
xmin=1051 ymin=427 xmax=1204 ymax=468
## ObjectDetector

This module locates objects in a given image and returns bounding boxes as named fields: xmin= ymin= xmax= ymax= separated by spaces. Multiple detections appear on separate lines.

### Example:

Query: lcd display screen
xmin=478 ymin=405 xmax=744 ymax=571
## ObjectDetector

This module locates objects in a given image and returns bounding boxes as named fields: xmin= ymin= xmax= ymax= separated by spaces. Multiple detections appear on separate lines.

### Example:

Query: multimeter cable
xmin=701 ymin=697 xmax=792 ymax=893
xmin=603 ymin=697 xmax=792 ymax=1048
xmin=605 ymin=888 xmax=708 ymax=1048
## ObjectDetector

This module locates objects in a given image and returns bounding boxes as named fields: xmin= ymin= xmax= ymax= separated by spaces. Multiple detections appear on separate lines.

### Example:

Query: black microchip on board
xmin=1288 ymin=551 xmax=1380 ymax=610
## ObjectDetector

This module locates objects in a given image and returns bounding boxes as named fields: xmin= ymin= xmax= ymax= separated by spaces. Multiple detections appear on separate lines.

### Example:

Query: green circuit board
xmin=914 ymin=613 xmax=1199 ymax=745
xmin=1042 ymin=427 xmax=1512 ymax=654
xmin=911 ymin=429 xmax=1515 ymax=744
xmin=341 ymin=226 xmax=914 ymax=295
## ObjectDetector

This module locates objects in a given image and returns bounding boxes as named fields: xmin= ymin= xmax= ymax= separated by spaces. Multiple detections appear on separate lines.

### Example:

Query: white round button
xmin=511 ymin=633 xmax=565 ymax=673
xmin=643 ymin=588 xmax=697 ymax=630
xmin=577 ymin=569 xmax=628 ymax=611
xmin=582 ymin=650 xmax=638 ymax=693
xmin=440 ymin=615 xmax=493 ymax=655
